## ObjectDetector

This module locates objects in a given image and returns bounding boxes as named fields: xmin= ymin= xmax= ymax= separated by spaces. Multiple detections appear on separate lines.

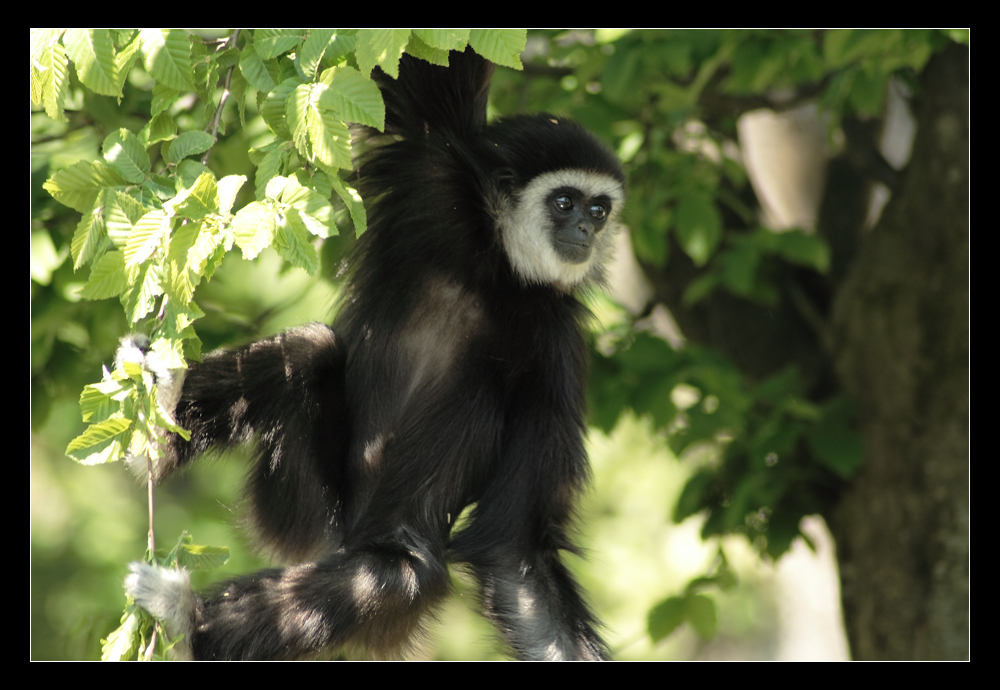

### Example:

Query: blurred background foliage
xmin=31 ymin=29 xmax=968 ymax=659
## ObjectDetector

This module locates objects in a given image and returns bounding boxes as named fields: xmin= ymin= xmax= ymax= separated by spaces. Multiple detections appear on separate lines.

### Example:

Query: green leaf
xmin=331 ymin=177 xmax=367 ymax=237
xmin=169 ymin=172 xmax=218 ymax=221
xmin=675 ymin=193 xmax=722 ymax=266
xmin=619 ymin=333 xmax=677 ymax=373
xmin=176 ymin=542 xmax=231 ymax=571
xmin=101 ymin=610 xmax=140 ymax=661
xmin=43 ymin=160 xmax=127 ymax=213
xmin=319 ymin=66 xmax=385 ymax=130
xmin=648 ymin=596 xmax=686 ymax=642
xmin=262 ymin=78 xmax=300 ymax=139
xmin=139 ymin=29 xmax=193 ymax=91
xmin=403 ymin=35 xmax=453 ymax=66
xmin=718 ymin=241 xmax=760 ymax=296
xmin=80 ymin=250 xmax=130 ymax=299
xmin=307 ymin=97 xmax=353 ymax=172
xmin=806 ymin=398 xmax=864 ymax=478
xmin=685 ymin=594 xmax=717 ymax=639
xmin=183 ymin=222 xmax=223 ymax=280
xmin=31 ymin=35 xmax=69 ymax=121
xmin=79 ymin=378 xmax=124 ymax=422
xmin=238 ymin=42 xmax=276 ymax=93
xmin=286 ymin=82 xmax=355 ymax=172
xmin=772 ymin=230 xmax=830 ymax=272
xmin=274 ymin=209 xmax=319 ymax=273
xmin=674 ymin=470 xmax=713 ymax=523
xmin=124 ymin=210 xmax=169 ymax=267
xmin=102 ymin=128 xmax=150 ymax=184
xmin=217 ymin=175 xmax=247 ymax=216
xmin=70 ymin=195 xmax=107 ymax=270
xmin=66 ymin=416 xmax=132 ymax=460
xmin=64 ymin=29 xmax=119 ymax=96
xmin=232 ymin=201 xmax=275 ymax=260
xmin=131 ymin=262 xmax=163 ymax=322
xmin=105 ymin=190 xmax=148 ymax=250
xmin=254 ymin=29 xmax=306 ymax=60
xmin=251 ymin=144 xmax=287 ymax=200
xmin=113 ymin=32 xmax=143 ymax=96
xmin=288 ymin=82 xmax=314 ymax=154
xmin=355 ymin=29 xmax=411 ymax=77
xmin=279 ymin=180 xmax=336 ymax=238
xmin=469 ymin=29 xmax=526 ymax=69
xmin=164 ymin=130 xmax=215 ymax=165
xmin=143 ymin=111 xmax=177 ymax=145
xmin=413 ymin=29 xmax=470 ymax=53
xmin=298 ymin=29 xmax=335 ymax=78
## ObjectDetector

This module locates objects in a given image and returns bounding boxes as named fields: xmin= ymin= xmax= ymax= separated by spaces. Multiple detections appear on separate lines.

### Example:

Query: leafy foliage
xmin=31 ymin=28 xmax=525 ymax=661
xmin=592 ymin=332 xmax=858 ymax=559
xmin=647 ymin=549 xmax=737 ymax=642
xmin=31 ymin=28 xmax=525 ymax=470
xmin=558 ymin=29 xmax=956 ymax=648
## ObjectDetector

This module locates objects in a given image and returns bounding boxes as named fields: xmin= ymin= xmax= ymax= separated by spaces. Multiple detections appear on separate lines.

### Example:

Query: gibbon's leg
xmin=451 ymin=479 xmax=607 ymax=659
xmin=137 ymin=323 xmax=350 ymax=561
xmin=127 ymin=533 xmax=450 ymax=660
xmin=453 ymin=524 xmax=607 ymax=660
xmin=449 ymin=376 xmax=609 ymax=660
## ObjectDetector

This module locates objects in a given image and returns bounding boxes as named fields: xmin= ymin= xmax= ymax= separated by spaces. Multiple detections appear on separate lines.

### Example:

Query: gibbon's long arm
xmin=162 ymin=324 xmax=350 ymax=562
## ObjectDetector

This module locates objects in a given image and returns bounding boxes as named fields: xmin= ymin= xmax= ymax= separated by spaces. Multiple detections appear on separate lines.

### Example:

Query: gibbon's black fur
xmin=124 ymin=48 xmax=625 ymax=660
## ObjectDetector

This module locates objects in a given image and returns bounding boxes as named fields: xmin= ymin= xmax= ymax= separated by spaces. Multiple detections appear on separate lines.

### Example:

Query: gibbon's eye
xmin=554 ymin=195 xmax=573 ymax=212
xmin=589 ymin=204 xmax=608 ymax=221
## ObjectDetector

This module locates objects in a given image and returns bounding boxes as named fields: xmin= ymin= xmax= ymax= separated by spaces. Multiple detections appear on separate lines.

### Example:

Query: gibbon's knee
xmin=341 ymin=547 xmax=452 ymax=655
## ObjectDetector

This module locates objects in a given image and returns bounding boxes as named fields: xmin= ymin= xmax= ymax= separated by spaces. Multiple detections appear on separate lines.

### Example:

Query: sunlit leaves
xmin=254 ymin=29 xmax=306 ymax=60
xmin=102 ymin=129 xmax=150 ymax=184
xmin=138 ymin=29 xmax=193 ymax=91
xmin=238 ymin=41 xmax=277 ymax=93
xmin=413 ymin=29 xmax=470 ymax=54
xmin=231 ymin=202 xmax=274 ymax=260
xmin=124 ymin=210 xmax=169 ymax=267
xmin=355 ymin=28 xmax=411 ymax=77
xmin=65 ymin=415 xmax=132 ymax=464
xmin=298 ymin=29 xmax=336 ymax=79
xmin=29 ymin=29 xmax=69 ymax=121
xmin=163 ymin=131 xmax=215 ymax=166
xmin=319 ymin=66 xmax=385 ymax=130
xmin=470 ymin=29 xmax=526 ymax=69
xmin=43 ymin=160 xmax=127 ymax=214
xmin=64 ymin=29 xmax=119 ymax=96
xmin=40 ymin=28 xmax=527 ymax=475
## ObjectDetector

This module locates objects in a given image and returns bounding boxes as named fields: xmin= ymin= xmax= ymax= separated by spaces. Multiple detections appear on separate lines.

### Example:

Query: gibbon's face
xmin=546 ymin=186 xmax=613 ymax=264
xmin=499 ymin=169 xmax=625 ymax=291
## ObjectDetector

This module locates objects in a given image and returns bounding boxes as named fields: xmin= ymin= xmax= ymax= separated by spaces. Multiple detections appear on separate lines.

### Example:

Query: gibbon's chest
xmin=395 ymin=275 xmax=487 ymax=396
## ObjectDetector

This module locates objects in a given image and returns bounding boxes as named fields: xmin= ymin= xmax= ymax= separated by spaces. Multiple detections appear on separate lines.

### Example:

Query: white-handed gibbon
xmin=125 ymin=47 xmax=625 ymax=660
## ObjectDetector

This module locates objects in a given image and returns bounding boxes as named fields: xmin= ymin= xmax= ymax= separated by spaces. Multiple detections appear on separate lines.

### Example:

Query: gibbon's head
xmin=489 ymin=114 xmax=625 ymax=291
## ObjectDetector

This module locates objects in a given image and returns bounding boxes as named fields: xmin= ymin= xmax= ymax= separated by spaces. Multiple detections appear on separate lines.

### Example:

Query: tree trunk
xmin=830 ymin=43 xmax=969 ymax=660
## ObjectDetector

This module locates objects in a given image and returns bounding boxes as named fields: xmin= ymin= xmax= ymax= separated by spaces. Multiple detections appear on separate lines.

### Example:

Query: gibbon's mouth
xmin=556 ymin=239 xmax=592 ymax=263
